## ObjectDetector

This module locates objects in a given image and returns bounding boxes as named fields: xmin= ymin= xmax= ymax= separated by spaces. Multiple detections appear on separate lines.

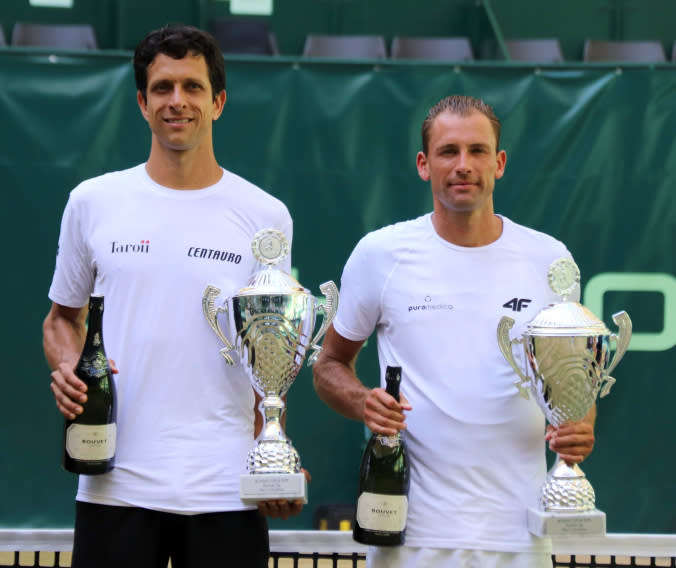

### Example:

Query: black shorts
xmin=72 ymin=501 xmax=270 ymax=568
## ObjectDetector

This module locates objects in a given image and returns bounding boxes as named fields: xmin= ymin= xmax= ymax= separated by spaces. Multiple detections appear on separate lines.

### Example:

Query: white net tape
xmin=1 ymin=530 xmax=675 ymax=567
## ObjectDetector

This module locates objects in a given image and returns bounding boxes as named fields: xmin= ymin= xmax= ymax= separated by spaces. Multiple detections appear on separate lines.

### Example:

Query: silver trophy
xmin=202 ymin=229 xmax=338 ymax=503
xmin=497 ymin=257 xmax=632 ymax=536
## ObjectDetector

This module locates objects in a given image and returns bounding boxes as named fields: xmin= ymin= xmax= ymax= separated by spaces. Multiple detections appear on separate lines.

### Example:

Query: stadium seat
xmin=11 ymin=23 xmax=98 ymax=49
xmin=583 ymin=39 xmax=666 ymax=62
xmin=0 ymin=26 xmax=6 ymax=46
xmin=302 ymin=34 xmax=387 ymax=59
xmin=390 ymin=36 xmax=474 ymax=62
xmin=481 ymin=38 xmax=564 ymax=62
xmin=210 ymin=18 xmax=279 ymax=55
xmin=504 ymin=39 xmax=564 ymax=62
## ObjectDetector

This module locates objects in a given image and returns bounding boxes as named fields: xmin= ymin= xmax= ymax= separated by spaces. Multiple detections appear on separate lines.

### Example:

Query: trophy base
xmin=527 ymin=507 xmax=606 ymax=537
xmin=240 ymin=472 xmax=308 ymax=505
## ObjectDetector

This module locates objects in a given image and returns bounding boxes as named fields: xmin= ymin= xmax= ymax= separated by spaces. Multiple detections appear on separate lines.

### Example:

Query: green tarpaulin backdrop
xmin=0 ymin=50 xmax=674 ymax=532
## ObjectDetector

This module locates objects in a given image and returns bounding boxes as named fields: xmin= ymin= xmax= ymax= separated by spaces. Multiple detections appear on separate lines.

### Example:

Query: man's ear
xmin=416 ymin=151 xmax=430 ymax=181
xmin=495 ymin=149 xmax=507 ymax=180
xmin=137 ymin=91 xmax=149 ymax=121
xmin=212 ymin=89 xmax=227 ymax=121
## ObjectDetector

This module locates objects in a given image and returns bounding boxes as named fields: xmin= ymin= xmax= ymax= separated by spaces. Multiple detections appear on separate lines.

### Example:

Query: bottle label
xmin=66 ymin=423 xmax=116 ymax=460
xmin=356 ymin=492 xmax=408 ymax=532
xmin=78 ymin=353 xmax=109 ymax=379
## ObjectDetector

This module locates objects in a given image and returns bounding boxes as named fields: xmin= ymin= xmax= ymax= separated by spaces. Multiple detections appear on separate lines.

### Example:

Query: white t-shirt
xmin=49 ymin=163 xmax=292 ymax=514
xmin=334 ymin=213 xmax=577 ymax=553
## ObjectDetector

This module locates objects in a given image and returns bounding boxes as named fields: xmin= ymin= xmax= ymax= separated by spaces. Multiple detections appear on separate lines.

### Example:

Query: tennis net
xmin=1 ymin=529 xmax=675 ymax=567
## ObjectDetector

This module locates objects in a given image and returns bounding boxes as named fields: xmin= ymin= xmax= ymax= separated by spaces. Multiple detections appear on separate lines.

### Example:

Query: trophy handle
xmin=307 ymin=280 xmax=339 ymax=365
xmin=202 ymin=285 xmax=236 ymax=366
xmin=600 ymin=310 xmax=632 ymax=397
xmin=497 ymin=316 xmax=531 ymax=399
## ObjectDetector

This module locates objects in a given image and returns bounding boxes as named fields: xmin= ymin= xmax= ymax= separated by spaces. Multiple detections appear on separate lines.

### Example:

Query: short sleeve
xmin=332 ymin=234 xmax=384 ymax=342
xmin=48 ymin=191 xmax=95 ymax=308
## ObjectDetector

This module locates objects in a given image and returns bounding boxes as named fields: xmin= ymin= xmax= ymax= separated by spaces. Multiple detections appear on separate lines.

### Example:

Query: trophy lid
xmin=236 ymin=229 xmax=308 ymax=295
xmin=238 ymin=267 xmax=307 ymax=295
xmin=525 ymin=257 xmax=611 ymax=337
xmin=526 ymin=302 xmax=611 ymax=336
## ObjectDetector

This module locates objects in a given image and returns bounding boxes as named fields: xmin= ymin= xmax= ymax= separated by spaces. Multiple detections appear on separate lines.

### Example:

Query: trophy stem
xmin=247 ymin=395 xmax=301 ymax=474
xmin=258 ymin=395 xmax=287 ymax=443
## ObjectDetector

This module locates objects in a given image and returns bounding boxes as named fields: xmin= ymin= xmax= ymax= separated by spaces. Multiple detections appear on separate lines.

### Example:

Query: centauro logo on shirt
xmin=111 ymin=240 xmax=150 ymax=253
xmin=187 ymin=246 xmax=242 ymax=264
xmin=408 ymin=296 xmax=453 ymax=312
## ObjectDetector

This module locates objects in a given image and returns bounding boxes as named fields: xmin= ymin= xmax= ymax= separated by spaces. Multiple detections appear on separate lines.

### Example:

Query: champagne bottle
xmin=353 ymin=366 xmax=410 ymax=546
xmin=63 ymin=294 xmax=117 ymax=475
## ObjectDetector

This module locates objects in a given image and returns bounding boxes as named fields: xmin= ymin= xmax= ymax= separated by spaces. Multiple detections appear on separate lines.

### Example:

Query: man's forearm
xmin=43 ymin=305 xmax=86 ymax=370
xmin=313 ymin=357 xmax=369 ymax=423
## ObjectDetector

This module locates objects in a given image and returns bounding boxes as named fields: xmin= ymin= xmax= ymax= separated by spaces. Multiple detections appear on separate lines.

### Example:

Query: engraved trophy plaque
xmin=202 ymin=229 xmax=338 ymax=504
xmin=497 ymin=258 xmax=632 ymax=536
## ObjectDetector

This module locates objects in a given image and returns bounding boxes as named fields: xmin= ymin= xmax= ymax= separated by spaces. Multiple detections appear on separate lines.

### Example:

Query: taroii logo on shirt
xmin=407 ymin=295 xmax=453 ymax=313
xmin=111 ymin=240 xmax=150 ymax=254
xmin=187 ymin=246 xmax=242 ymax=264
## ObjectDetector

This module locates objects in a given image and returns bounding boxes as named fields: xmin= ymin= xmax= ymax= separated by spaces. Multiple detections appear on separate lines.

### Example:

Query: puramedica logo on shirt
xmin=408 ymin=295 xmax=454 ymax=312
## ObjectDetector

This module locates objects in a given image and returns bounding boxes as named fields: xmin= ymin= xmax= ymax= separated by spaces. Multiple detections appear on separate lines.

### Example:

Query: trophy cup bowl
xmin=496 ymin=257 xmax=632 ymax=536
xmin=202 ymin=229 xmax=338 ymax=503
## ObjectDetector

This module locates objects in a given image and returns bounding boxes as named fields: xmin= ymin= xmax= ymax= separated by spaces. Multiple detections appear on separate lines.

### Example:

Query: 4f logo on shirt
xmin=503 ymin=298 xmax=531 ymax=312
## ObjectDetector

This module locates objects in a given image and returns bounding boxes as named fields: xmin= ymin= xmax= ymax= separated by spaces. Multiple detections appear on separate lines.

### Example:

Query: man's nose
xmin=455 ymin=150 xmax=471 ymax=172
xmin=169 ymin=86 xmax=186 ymax=108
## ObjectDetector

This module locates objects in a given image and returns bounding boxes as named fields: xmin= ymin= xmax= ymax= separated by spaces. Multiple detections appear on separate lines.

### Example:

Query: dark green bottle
xmin=353 ymin=366 xmax=410 ymax=546
xmin=62 ymin=294 xmax=117 ymax=475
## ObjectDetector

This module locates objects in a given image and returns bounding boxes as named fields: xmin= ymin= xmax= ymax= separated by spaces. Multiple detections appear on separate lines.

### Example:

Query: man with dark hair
xmin=313 ymin=95 xmax=596 ymax=568
xmin=43 ymin=24 xmax=301 ymax=567
xmin=133 ymin=25 xmax=226 ymax=102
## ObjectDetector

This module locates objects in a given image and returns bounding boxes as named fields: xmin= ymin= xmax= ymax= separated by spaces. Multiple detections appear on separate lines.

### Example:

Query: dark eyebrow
xmin=148 ymin=77 xmax=207 ymax=89
xmin=468 ymin=142 xmax=492 ymax=151
xmin=435 ymin=142 xmax=492 ymax=153
xmin=436 ymin=143 xmax=458 ymax=153
xmin=149 ymin=79 xmax=172 ymax=88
